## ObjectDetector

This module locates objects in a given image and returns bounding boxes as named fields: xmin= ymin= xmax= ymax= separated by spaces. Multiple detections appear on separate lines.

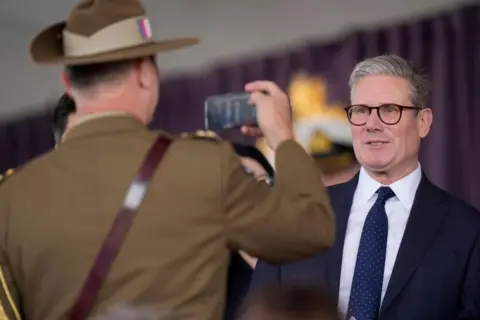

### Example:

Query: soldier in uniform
xmin=50 ymin=98 xmax=262 ymax=320
xmin=0 ymin=1 xmax=335 ymax=320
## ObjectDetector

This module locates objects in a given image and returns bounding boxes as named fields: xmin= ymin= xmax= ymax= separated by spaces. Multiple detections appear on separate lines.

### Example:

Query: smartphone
xmin=204 ymin=93 xmax=258 ymax=132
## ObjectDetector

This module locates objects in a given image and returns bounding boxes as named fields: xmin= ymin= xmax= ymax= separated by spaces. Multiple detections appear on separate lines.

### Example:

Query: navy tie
xmin=347 ymin=186 xmax=395 ymax=320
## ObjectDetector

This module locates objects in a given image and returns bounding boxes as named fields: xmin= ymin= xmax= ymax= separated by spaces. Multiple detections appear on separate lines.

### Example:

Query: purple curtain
xmin=1 ymin=3 xmax=479 ymax=208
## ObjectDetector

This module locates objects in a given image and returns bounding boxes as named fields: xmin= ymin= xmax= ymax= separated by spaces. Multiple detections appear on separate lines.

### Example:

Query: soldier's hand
xmin=241 ymin=81 xmax=294 ymax=150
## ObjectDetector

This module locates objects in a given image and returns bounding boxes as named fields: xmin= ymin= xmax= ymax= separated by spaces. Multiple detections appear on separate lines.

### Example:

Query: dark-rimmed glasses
xmin=344 ymin=104 xmax=421 ymax=126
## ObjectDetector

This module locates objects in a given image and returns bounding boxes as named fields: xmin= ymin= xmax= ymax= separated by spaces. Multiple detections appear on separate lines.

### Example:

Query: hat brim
xmin=30 ymin=22 xmax=199 ymax=66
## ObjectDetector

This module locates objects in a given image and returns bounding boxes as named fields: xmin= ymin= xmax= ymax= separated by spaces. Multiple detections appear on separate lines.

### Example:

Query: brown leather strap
xmin=67 ymin=135 xmax=172 ymax=320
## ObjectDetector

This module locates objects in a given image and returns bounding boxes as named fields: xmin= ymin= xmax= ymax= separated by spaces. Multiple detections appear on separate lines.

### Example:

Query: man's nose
xmin=364 ymin=110 xmax=383 ymax=131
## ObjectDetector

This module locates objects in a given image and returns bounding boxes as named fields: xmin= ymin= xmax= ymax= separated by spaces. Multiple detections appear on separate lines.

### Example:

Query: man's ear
xmin=62 ymin=72 xmax=72 ymax=94
xmin=136 ymin=58 xmax=157 ymax=89
xmin=418 ymin=108 xmax=433 ymax=138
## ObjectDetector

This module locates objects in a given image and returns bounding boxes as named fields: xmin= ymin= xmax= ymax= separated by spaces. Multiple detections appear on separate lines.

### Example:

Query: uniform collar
xmin=62 ymin=112 xmax=152 ymax=142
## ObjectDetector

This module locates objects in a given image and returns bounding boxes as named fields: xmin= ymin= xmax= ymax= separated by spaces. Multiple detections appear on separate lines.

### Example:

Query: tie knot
xmin=376 ymin=186 xmax=395 ymax=203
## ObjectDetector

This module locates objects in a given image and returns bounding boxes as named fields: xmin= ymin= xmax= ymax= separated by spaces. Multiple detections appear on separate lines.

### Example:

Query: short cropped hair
xmin=349 ymin=54 xmax=430 ymax=108
xmin=66 ymin=56 xmax=156 ymax=90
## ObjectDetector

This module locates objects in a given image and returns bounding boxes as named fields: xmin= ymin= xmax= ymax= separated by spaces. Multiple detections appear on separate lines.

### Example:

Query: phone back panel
xmin=204 ymin=93 xmax=257 ymax=132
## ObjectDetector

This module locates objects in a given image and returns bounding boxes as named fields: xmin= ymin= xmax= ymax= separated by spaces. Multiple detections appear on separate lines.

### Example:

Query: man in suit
xmin=0 ymin=1 xmax=335 ymax=320
xmin=251 ymin=55 xmax=480 ymax=320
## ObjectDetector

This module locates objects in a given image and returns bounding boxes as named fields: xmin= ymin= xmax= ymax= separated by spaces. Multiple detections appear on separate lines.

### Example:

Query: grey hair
xmin=89 ymin=305 xmax=169 ymax=320
xmin=349 ymin=55 xmax=430 ymax=108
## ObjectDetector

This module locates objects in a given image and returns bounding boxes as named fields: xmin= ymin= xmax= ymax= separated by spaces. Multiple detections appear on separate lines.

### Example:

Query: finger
xmin=241 ymin=126 xmax=263 ymax=136
xmin=245 ymin=81 xmax=281 ymax=95
xmin=241 ymin=126 xmax=260 ymax=136
xmin=249 ymin=91 xmax=270 ymax=106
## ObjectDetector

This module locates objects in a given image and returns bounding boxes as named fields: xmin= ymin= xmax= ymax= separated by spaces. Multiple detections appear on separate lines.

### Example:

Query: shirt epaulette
xmin=0 ymin=169 xmax=15 ymax=185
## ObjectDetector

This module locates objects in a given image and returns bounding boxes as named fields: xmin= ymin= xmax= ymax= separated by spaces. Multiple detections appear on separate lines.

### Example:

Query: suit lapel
xmin=380 ymin=174 xmax=449 ymax=314
xmin=325 ymin=174 xmax=358 ymax=298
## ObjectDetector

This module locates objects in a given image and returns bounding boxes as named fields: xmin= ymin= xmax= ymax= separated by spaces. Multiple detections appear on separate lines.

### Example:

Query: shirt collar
xmin=74 ymin=111 xmax=130 ymax=126
xmin=355 ymin=163 xmax=422 ymax=210
xmin=61 ymin=113 xmax=156 ymax=143
xmin=62 ymin=111 xmax=132 ymax=141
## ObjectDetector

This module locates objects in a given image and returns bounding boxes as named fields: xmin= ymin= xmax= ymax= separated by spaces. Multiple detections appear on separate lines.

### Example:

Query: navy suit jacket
xmin=251 ymin=173 xmax=480 ymax=319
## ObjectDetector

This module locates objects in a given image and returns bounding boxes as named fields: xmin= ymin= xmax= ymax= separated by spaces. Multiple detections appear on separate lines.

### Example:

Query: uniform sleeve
xmin=221 ymin=139 xmax=335 ymax=264
xmin=0 ymin=181 xmax=22 ymax=320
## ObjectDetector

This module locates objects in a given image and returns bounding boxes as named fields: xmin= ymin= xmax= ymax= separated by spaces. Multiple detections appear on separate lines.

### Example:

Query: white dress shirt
xmin=337 ymin=164 xmax=422 ymax=315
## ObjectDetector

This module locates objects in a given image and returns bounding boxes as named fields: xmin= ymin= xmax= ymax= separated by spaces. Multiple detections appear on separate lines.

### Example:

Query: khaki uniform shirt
xmin=0 ymin=114 xmax=334 ymax=320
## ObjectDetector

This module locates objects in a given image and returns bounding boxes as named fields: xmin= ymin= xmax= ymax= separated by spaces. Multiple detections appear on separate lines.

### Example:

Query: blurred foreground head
xmin=240 ymin=284 xmax=341 ymax=320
